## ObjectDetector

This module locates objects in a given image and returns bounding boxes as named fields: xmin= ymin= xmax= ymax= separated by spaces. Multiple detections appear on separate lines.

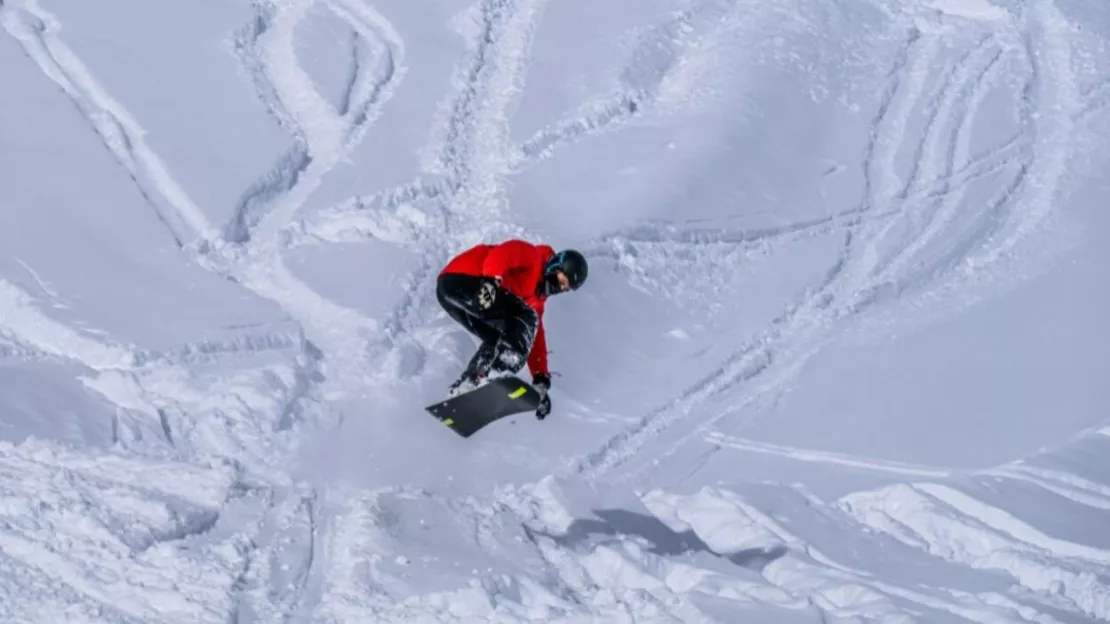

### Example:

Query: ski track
xmin=0 ymin=0 xmax=1106 ymax=620
xmin=551 ymin=7 xmax=1108 ymax=615
xmin=276 ymin=0 xmax=770 ymax=381
xmin=0 ymin=0 xmax=217 ymax=247
xmin=1075 ymin=76 xmax=1110 ymax=124
xmin=984 ymin=465 xmax=1110 ymax=512
xmin=196 ymin=0 xmax=410 ymax=386
xmin=869 ymin=37 xmax=1005 ymax=283
xmin=504 ymin=0 xmax=751 ymax=170
xmin=573 ymin=23 xmax=998 ymax=480
xmin=0 ymin=0 xmax=395 ymax=616
xmin=704 ymin=432 xmax=955 ymax=478
xmin=513 ymin=92 xmax=641 ymax=167
xmin=0 ymin=278 xmax=136 ymax=370
xmin=572 ymin=0 xmax=1081 ymax=486
xmin=289 ymin=0 xmax=1092 ymax=618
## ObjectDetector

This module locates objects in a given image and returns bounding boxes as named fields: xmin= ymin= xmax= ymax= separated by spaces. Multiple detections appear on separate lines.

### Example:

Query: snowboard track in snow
xmin=0 ymin=0 xmax=219 ymax=247
xmin=573 ymin=0 xmax=1080 ymax=485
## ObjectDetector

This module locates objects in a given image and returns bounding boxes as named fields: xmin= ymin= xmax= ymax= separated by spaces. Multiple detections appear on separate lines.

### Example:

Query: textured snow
xmin=1 ymin=0 xmax=1109 ymax=621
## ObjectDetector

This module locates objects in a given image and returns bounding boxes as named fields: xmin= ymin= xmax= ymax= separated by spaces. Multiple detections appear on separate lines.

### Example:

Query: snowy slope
xmin=1 ymin=0 xmax=1109 ymax=621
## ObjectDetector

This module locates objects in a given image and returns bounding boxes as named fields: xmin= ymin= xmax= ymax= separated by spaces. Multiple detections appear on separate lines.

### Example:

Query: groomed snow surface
xmin=1 ymin=0 xmax=1109 ymax=621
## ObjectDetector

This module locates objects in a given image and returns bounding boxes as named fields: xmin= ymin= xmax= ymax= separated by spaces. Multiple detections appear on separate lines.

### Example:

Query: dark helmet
xmin=544 ymin=249 xmax=588 ymax=291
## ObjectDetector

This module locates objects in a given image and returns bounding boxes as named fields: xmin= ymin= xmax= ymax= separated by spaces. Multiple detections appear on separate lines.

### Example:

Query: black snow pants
xmin=436 ymin=273 xmax=538 ymax=379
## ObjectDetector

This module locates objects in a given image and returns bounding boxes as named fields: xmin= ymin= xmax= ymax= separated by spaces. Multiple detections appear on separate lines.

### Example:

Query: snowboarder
xmin=436 ymin=239 xmax=588 ymax=419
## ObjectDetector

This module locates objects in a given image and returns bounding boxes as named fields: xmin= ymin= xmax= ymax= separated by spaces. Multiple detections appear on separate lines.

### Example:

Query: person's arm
xmin=527 ymin=321 xmax=548 ymax=377
xmin=529 ymin=323 xmax=552 ymax=420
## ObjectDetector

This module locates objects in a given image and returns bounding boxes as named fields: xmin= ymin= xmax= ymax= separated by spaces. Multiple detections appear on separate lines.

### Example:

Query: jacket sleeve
xmin=481 ymin=240 xmax=536 ymax=280
xmin=527 ymin=320 xmax=548 ymax=377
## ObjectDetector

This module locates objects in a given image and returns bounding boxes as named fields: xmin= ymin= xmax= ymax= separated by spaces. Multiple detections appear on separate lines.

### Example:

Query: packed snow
xmin=1 ymin=0 xmax=1108 ymax=621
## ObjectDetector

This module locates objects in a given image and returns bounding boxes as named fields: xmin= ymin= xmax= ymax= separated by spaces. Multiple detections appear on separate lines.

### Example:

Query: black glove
xmin=476 ymin=277 xmax=499 ymax=310
xmin=533 ymin=373 xmax=551 ymax=420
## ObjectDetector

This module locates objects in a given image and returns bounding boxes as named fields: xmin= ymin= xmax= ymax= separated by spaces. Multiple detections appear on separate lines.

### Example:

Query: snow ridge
xmin=842 ymin=481 xmax=1110 ymax=620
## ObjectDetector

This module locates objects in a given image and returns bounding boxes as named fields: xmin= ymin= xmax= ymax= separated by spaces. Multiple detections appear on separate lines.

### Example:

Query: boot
xmin=447 ymin=372 xmax=480 ymax=397
xmin=449 ymin=342 xmax=497 ymax=396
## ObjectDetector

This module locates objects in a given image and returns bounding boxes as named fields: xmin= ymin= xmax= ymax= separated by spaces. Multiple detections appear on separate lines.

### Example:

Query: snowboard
xmin=425 ymin=375 xmax=542 ymax=438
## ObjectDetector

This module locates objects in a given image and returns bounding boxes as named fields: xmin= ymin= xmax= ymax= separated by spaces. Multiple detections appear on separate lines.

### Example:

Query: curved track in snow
xmin=574 ymin=0 xmax=1081 ymax=483
xmin=0 ymin=0 xmax=218 ymax=246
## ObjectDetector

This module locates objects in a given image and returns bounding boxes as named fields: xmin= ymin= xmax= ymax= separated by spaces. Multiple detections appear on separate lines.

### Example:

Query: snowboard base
xmin=425 ymin=376 xmax=541 ymax=437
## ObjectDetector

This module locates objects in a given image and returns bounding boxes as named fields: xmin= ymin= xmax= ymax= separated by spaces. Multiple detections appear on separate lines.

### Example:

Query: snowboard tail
xmin=425 ymin=376 xmax=541 ymax=437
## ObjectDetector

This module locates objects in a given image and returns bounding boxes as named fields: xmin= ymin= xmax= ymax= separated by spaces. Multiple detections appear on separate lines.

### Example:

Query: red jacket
xmin=440 ymin=240 xmax=555 ymax=376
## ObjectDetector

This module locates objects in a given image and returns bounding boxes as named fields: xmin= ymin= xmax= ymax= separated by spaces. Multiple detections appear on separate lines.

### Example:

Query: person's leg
xmin=437 ymin=273 xmax=540 ymax=380
xmin=437 ymin=274 xmax=502 ymax=388
xmin=489 ymin=294 xmax=539 ymax=374
xmin=462 ymin=341 xmax=497 ymax=379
